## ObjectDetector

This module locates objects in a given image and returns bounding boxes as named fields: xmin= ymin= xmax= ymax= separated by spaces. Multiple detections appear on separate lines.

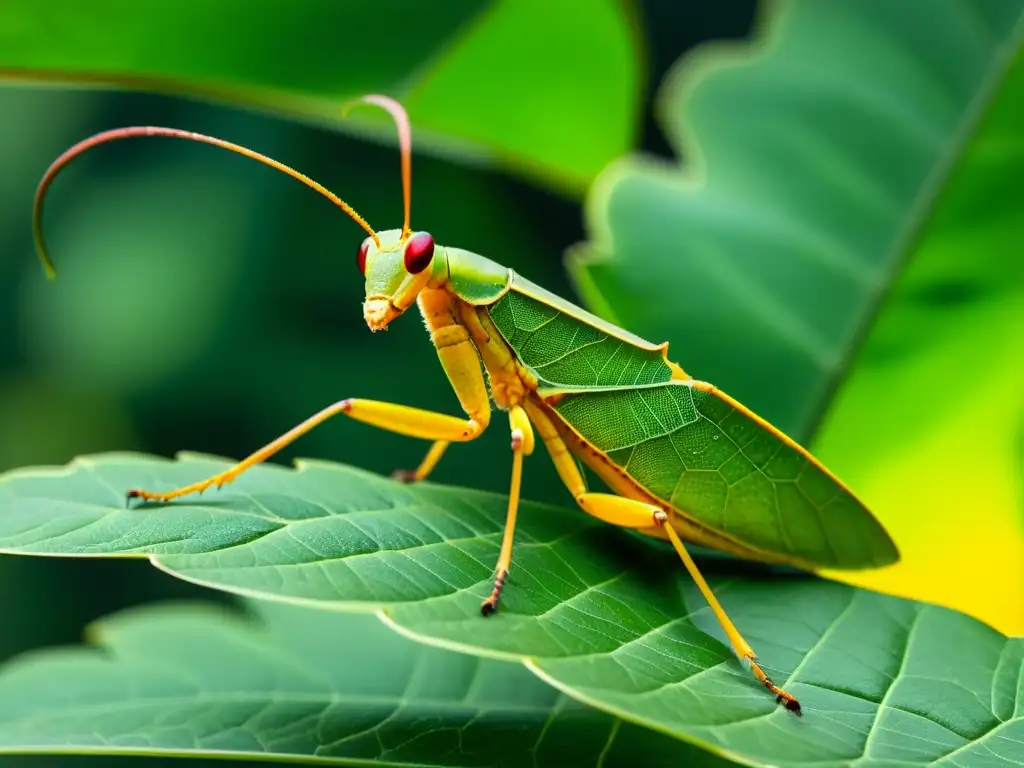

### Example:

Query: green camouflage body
xmin=444 ymin=249 xmax=898 ymax=570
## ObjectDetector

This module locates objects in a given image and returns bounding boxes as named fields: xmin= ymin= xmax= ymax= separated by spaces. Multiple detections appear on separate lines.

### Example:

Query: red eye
xmin=404 ymin=232 xmax=435 ymax=275
xmin=356 ymin=238 xmax=370 ymax=275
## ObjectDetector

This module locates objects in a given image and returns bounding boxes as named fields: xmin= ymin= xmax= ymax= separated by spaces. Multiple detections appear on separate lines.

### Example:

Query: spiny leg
xmin=480 ymin=405 xmax=534 ymax=616
xmin=523 ymin=400 xmax=800 ymax=714
xmin=126 ymin=399 xmax=486 ymax=504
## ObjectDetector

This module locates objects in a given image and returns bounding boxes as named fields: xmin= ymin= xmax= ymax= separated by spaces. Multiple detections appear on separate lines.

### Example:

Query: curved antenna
xmin=347 ymin=94 xmax=413 ymax=239
xmin=33 ymin=126 xmax=380 ymax=278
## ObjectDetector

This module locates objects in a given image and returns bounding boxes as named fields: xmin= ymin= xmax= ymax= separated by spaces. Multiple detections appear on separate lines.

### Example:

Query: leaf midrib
xmin=2 ymin=690 xmax=559 ymax=728
xmin=808 ymin=11 xmax=1024 ymax=436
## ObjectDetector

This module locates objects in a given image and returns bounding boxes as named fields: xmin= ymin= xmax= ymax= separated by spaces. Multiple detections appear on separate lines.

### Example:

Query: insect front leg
xmin=390 ymin=288 xmax=494 ymax=484
xmin=127 ymin=292 xmax=492 ymax=504
xmin=125 ymin=395 xmax=487 ymax=504
xmin=391 ymin=440 xmax=449 ymax=483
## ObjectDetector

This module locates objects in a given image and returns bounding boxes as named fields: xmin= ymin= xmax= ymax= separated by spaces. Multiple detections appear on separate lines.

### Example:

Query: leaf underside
xmin=0 ymin=598 xmax=725 ymax=767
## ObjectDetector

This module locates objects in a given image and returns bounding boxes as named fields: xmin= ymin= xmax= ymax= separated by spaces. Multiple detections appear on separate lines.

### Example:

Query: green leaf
xmin=1 ymin=453 xmax=1021 ymax=766
xmin=0 ymin=597 xmax=720 ymax=767
xmin=810 ymin=15 xmax=1024 ymax=634
xmin=568 ymin=0 xmax=1023 ymax=441
xmin=566 ymin=0 xmax=1024 ymax=636
xmin=0 ymin=0 xmax=641 ymax=193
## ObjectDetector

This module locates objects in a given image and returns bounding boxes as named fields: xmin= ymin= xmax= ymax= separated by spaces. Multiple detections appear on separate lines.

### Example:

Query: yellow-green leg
xmin=126 ymin=398 xmax=486 ymax=503
xmin=480 ymin=404 xmax=535 ymax=616
xmin=524 ymin=400 xmax=801 ymax=715
xmin=656 ymin=514 xmax=801 ymax=714
xmin=129 ymin=288 xmax=493 ymax=503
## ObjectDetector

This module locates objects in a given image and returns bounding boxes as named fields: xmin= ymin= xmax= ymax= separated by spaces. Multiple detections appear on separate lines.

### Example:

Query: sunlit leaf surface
xmin=0 ymin=453 xmax=1019 ymax=766
xmin=569 ymin=0 xmax=1024 ymax=633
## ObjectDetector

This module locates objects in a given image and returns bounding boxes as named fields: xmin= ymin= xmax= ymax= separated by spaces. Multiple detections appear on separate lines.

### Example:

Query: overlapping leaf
xmin=0 ymin=597 xmax=720 ymax=767
xmin=0 ymin=453 xmax=1020 ymax=767
xmin=567 ymin=0 xmax=1024 ymax=633
xmin=0 ymin=0 xmax=641 ymax=192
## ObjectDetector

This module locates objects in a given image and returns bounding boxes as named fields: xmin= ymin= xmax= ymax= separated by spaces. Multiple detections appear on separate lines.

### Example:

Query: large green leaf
xmin=0 ymin=0 xmax=641 ymax=193
xmin=566 ymin=0 xmax=1024 ymax=634
xmin=569 ymin=0 xmax=1021 ymax=441
xmin=1 ymin=453 xmax=1021 ymax=767
xmin=813 ymin=43 xmax=1024 ymax=632
xmin=0 ymin=597 xmax=719 ymax=767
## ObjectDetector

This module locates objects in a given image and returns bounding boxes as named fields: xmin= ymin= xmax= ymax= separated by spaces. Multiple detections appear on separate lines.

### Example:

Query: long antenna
xmin=32 ymin=126 xmax=380 ymax=278
xmin=348 ymin=94 xmax=413 ymax=239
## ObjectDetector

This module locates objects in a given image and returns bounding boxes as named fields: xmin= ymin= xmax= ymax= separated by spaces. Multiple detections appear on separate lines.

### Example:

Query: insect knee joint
xmin=507 ymin=407 xmax=534 ymax=454
xmin=431 ymin=325 xmax=470 ymax=349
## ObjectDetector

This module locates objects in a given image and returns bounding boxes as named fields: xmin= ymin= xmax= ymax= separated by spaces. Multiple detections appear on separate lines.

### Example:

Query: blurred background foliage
xmin=0 ymin=0 xmax=1020 ymax=764
xmin=568 ymin=0 xmax=1024 ymax=637
xmin=0 ymin=0 xmax=643 ymax=194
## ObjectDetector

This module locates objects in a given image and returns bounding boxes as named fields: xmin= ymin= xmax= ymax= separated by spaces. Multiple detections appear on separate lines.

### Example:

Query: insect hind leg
xmin=522 ymin=399 xmax=800 ymax=714
xmin=655 ymin=513 xmax=802 ymax=715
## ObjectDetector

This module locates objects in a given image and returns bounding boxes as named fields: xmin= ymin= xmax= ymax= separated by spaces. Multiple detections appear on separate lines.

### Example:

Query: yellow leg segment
xmin=127 ymin=398 xmax=485 ymax=503
xmin=386 ymin=287 xmax=495 ymax=484
xmin=341 ymin=399 xmax=483 ymax=441
xmin=480 ymin=405 xmax=535 ymax=616
xmin=130 ymin=287 xmax=494 ymax=504
xmin=525 ymin=400 xmax=800 ymax=714
xmin=522 ymin=400 xmax=587 ymax=495
xmin=657 ymin=518 xmax=801 ymax=714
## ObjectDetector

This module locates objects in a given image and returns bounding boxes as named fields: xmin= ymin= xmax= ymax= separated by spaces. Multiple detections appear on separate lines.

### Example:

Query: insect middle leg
xmin=480 ymin=404 xmax=535 ymax=615
xmin=523 ymin=401 xmax=801 ymax=714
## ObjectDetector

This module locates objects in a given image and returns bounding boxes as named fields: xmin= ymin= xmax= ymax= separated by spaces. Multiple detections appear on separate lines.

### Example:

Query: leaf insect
xmin=32 ymin=95 xmax=900 ymax=715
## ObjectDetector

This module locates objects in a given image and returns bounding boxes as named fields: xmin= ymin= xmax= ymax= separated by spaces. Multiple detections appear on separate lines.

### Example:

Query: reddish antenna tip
xmin=31 ymin=126 xmax=380 ymax=277
xmin=345 ymin=94 xmax=413 ymax=239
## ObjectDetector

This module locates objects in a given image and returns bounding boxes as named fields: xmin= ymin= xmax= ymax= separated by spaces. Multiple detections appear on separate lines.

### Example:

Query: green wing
xmin=487 ymin=277 xmax=674 ymax=390
xmin=551 ymin=381 xmax=899 ymax=569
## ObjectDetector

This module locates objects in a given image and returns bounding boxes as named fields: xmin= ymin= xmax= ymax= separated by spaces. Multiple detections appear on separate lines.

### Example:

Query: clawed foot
xmin=124 ymin=472 xmax=234 ymax=508
xmin=124 ymin=487 xmax=174 ymax=507
xmin=480 ymin=597 xmax=498 ymax=616
xmin=480 ymin=569 xmax=508 ymax=616
xmin=777 ymin=693 xmax=802 ymax=715
xmin=746 ymin=655 xmax=801 ymax=715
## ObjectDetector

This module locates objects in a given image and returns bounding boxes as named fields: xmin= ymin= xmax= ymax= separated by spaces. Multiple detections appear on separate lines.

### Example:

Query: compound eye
xmin=404 ymin=232 xmax=435 ymax=275
xmin=357 ymin=238 xmax=371 ymax=275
